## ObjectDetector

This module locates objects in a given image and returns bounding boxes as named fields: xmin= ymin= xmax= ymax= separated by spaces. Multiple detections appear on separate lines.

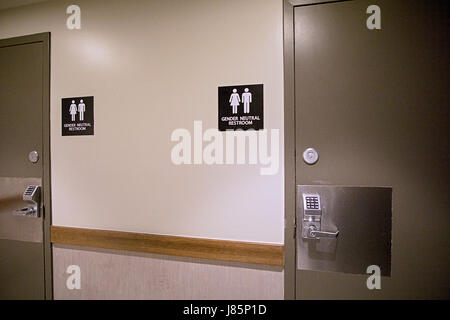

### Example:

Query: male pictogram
xmin=241 ymin=88 xmax=252 ymax=114
xmin=78 ymin=99 xmax=86 ymax=121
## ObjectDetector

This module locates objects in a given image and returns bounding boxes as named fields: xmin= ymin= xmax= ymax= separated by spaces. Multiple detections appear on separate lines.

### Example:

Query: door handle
xmin=307 ymin=226 xmax=339 ymax=239
xmin=13 ymin=206 xmax=38 ymax=217
xmin=12 ymin=185 xmax=41 ymax=218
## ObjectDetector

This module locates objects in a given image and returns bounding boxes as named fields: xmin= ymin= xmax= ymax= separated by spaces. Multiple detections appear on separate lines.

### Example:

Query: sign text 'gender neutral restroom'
xmin=218 ymin=84 xmax=263 ymax=131
xmin=62 ymin=96 xmax=94 ymax=136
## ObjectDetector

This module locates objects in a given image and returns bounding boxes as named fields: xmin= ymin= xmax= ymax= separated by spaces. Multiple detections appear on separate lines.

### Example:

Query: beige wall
xmin=0 ymin=0 xmax=285 ymax=244
xmin=53 ymin=244 xmax=284 ymax=300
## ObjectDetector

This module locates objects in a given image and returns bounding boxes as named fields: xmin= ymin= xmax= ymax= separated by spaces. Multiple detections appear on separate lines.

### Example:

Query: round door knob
xmin=303 ymin=147 xmax=319 ymax=165
xmin=28 ymin=150 xmax=39 ymax=163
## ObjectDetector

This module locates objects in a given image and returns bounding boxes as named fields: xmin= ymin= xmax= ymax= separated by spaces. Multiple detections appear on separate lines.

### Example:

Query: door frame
xmin=283 ymin=0 xmax=352 ymax=300
xmin=0 ymin=32 xmax=52 ymax=299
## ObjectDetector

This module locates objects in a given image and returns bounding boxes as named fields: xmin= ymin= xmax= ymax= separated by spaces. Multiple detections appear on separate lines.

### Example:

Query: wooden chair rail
xmin=51 ymin=226 xmax=284 ymax=267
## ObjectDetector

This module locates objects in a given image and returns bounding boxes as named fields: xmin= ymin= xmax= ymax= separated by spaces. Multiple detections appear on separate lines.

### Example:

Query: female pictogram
xmin=69 ymin=100 xmax=77 ymax=121
xmin=229 ymin=89 xmax=240 ymax=114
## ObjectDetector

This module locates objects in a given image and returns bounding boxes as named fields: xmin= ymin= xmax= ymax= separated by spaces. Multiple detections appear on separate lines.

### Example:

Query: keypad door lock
xmin=301 ymin=194 xmax=339 ymax=239
xmin=13 ymin=185 xmax=41 ymax=218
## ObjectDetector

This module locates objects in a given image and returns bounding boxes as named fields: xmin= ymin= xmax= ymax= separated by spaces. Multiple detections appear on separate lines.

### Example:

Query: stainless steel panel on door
xmin=294 ymin=0 xmax=449 ymax=299
xmin=0 ymin=177 xmax=43 ymax=243
xmin=297 ymin=185 xmax=391 ymax=276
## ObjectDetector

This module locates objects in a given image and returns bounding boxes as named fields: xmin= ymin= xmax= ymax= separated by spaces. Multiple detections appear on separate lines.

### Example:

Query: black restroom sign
xmin=218 ymin=84 xmax=263 ymax=131
xmin=62 ymin=96 xmax=94 ymax=136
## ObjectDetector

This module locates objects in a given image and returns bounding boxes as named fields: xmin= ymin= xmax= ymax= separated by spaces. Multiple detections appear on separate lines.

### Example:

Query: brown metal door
xmin=294 ymin=0 xmax=449 ymax=299
xmin=0 ymin=38 xmax=47 ymax=299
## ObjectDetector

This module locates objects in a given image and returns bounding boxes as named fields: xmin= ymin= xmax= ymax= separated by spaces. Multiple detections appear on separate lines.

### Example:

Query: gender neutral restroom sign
xmin=62 ymin=96 xmax=94 ymax=136
xmin=218 ymin=84 xmax=263 ymax=131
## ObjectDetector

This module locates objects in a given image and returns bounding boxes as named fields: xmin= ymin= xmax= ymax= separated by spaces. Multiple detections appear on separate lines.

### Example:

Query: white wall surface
xmin=0 ymin=0 xmax=284 ymax=244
